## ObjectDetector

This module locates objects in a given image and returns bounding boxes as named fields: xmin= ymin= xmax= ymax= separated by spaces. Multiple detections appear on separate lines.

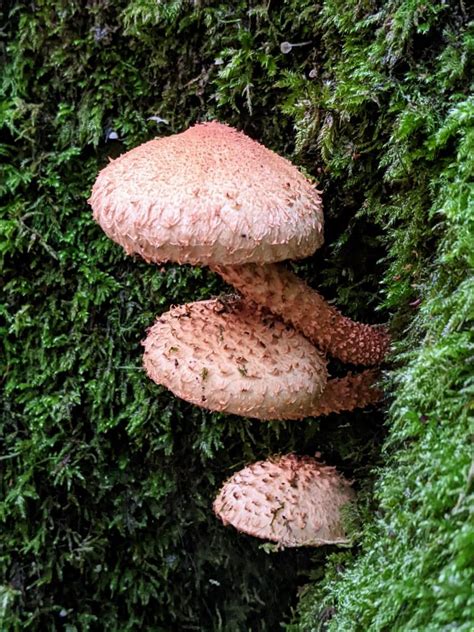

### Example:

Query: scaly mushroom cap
xmin=213 ymin=454 xmax=355 ymax=547
xmin=89 ymin=122 xmax=323 ymax=265
xmin=142 ymin=298 xmax=327 ymax=420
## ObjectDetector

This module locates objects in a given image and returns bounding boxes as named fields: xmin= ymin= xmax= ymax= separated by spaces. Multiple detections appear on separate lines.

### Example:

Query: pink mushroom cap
xmin=142 ymin=298 xmax=327 ymax=420
xmin=89 ymin=122 xmax=323 ymax=266
xmin=213 ymin=454 xmax=356 ymax=548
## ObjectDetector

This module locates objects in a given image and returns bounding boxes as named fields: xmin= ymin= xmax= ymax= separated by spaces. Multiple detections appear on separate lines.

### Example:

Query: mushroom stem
xmin=310 ymin=369 xmax=382 ymax=417
xmin=213 ymin=263 xmax=390 ymax=366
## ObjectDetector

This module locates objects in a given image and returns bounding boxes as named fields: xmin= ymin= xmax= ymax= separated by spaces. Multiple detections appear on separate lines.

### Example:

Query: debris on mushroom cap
xmin=142 ymin=298 xmax=327 ymax=420
xmin=213 ymin=454 xmax=356 ymax=548
xmin=88 ymin=121 xmax=323 ymax=266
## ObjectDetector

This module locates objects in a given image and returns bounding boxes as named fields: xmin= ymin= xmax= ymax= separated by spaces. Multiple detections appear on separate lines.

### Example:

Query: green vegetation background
xmin=1 ymin=1 xmax=472 ymax=630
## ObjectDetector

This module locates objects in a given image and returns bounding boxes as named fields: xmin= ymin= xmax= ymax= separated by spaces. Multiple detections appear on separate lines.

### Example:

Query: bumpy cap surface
xmin=89 ymin=122 xmax=323 ymax=265
xmin=213 ymin=454 xmax=355 ymax=547
xmin=142 ymin=298 xmax=327 ymax=420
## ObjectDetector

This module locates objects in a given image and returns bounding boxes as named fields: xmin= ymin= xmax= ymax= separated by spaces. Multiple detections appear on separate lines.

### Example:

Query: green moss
xmin=0 ymin=2 xmax=382 ymax=630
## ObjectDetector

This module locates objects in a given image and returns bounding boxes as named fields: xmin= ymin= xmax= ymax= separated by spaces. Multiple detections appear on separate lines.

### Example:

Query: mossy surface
xmin=1 ymin=1 xmax=472 ymax=630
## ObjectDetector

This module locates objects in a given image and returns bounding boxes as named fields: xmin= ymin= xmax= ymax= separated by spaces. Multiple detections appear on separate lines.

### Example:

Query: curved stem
xmin=213 ymin=263 xmax=390 ymax=366
xmin=309 ymin=369 xmax=382 ymax=417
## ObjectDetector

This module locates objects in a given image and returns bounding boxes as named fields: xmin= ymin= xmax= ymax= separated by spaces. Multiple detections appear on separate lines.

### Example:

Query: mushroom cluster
xmin=89 ymin=121 xmax=388 ymax=547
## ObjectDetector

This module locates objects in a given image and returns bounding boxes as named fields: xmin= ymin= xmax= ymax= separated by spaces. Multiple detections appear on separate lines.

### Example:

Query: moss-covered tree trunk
xmin=1 ymin=1 xmax=472 ymax=630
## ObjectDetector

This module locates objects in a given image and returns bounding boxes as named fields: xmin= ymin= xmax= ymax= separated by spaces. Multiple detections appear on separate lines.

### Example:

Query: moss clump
xmin=0 ymin=2 xmax=383 ymax=630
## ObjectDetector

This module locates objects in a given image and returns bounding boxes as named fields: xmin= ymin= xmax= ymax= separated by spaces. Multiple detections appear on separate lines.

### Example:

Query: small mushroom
xmin=213 ymin=454 xmax=356 ymax=547
xmin=142 ymin=298 xmax=381 ymax=420
xmin=89 ymin=122 xmax=389 ymax=366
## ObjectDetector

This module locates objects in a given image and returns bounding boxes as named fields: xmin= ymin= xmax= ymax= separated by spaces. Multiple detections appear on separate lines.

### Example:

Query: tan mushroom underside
xmin=213 ymin=454 xmax=356 ymax=548
xmin=143 ymin=298 xmax=328 ymax=421
xmin=89 ymin=121 xmax=323 ymax=266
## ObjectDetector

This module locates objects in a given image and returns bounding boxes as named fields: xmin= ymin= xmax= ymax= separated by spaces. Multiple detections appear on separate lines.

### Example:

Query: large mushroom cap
xmin=89 ymin=122 xmax=323 ymax=266
xmin=143 ymin=298 xmax=327 ymax=420
xmin=213 ymin=454 xmax=356 ymax=548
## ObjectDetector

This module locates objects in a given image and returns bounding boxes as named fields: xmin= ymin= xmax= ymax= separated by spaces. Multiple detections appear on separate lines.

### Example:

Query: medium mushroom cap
xmin=89 ymin=122 xmax=323 ymax=266
xmin=142 ymin=298 xmax=327 ymax=420
xmin=213 ymin=454 xmax=356 ymax=548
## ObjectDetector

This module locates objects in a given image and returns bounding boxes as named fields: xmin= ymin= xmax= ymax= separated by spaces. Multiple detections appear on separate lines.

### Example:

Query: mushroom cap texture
xmin=142 ymin=298 xmax=327 ymax=420
xmin=88 ymin=122 xmax=324 ymax=265
xmin=213 ymin=454 xmax=356 ymax=547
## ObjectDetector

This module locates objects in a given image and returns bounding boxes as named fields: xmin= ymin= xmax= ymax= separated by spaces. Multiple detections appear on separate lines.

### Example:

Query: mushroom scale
xmin=142 ymin=298 xmax=328 ymax=421
xmin=213 ymin=454 xmax=356 ymax=548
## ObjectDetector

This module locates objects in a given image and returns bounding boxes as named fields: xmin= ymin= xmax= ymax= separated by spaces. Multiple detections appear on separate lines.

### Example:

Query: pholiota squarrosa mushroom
xmin=143 ymin=297 xmax=382 ymax=420
xmin=213 ymin=453 xmax=356 ymax=548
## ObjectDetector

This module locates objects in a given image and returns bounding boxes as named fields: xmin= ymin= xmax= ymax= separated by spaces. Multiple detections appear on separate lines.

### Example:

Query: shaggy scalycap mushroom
xmin=213 ymin=454 xmax=355 ymax=548
xmin=89 ymin=121 xmax=323 ymax=266
xmin=143 ymin=297 xmax=382 ymax=420
xmin=143 ymin=298 xmax=327 ymax=421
